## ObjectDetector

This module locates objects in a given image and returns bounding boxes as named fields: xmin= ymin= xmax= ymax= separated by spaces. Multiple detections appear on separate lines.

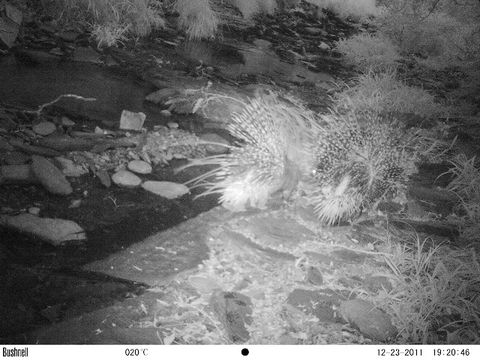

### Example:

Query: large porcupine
xmin=181 ymin=93 xmax=418 ymax=224
xmin=181 ymin=93 xmax=317 ymax=211
xmin=307 ymin=110 xmax=418 ymax=225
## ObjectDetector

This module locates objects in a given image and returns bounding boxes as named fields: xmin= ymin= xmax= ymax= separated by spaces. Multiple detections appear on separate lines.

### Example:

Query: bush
xmin=334 ymin=69 xmax=449 ymax=118
xmin=305 ymin=0 xmax=381 ymax=20
xmin=335 ymin=33 xmax=400 ymax=72
xmin=175 ymin=0 xmax=219 ymax=40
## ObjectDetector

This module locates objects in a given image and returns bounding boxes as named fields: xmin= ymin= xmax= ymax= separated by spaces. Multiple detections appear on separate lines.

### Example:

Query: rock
xmin=287 ymin=289 xmax=344 ymax=322
xmin=28 ymin=207 xmax=40 ymax=215
xmin=318 ymin=42 xmax=331 ymax=51
xmin=306 ymin=266 xmax=324 ymax=286
xmin=188 ymin=275 xmax=222 ymax=294
xmin=304 ymin=27 xmax=324 ymax=36
xmin=166 ymin=121 xmax=178 ymax=129
xmin=0 ymin=164 xmax=37 ymax=184
xmin=31 ymin=155 xmax=73 ymax=195
xmin=119 ymin=110 xmax=146 ymax=131
xmin=112 ymin=170 xmax=142 ymax=188
xmin=0 ymin=4 xmax=22 ymax=48
xmin=363 ymin=275 xmax=392 ymax=293
xmin=127 ymin=160 xmax=152 ymax=175
xmin=69 ymin=199 xmax=82 ymax=208
xmin=200 ymin=133 xmax=230 ymax=154
xmin=9 ymin=139 xmax=61 ymax=157
xmin=145 ymin=88 xmax=178 ymax=105
xmin=57 ymin=31 xmax=79 ymax=42
xmin=96 ymin=169 xmax=111 ymax=188
xmin=5 ymin=151 xmax=29 ymax=165
xmin=161 ymin=110 xmax=172 ymax=117
xmin=141 ymin=181 xmax=189 ymax=199
xmin=0 ymin=213 xmax=86 ymax=246
xmin=54 ymin=156 xmax=88 ymax=177
xmin=0 ymin=137 xmax=14 ymax=151
xmin=210 ymin=291 xmax=253 ymax=343
xmin=339 ymin=299 xmax=397 ymax=342
xmin=38 ymin=136 xmax=93 ymax=152
xmin=253 ymin=39 xmax=272 ymax=50
xmin=33 ymin=121 xmax=56 ymax=136
xmin=61 ymin=117 xmax=75 ymax=127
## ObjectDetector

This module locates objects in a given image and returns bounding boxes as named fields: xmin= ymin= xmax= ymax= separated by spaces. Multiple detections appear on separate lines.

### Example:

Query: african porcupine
xmin=307 ymin=110 xmax=418 ymax=225
xmin=181 ymin=93 xmax=317 ymax=211
xmin=181 ymin=94 xmax=417 ymax=224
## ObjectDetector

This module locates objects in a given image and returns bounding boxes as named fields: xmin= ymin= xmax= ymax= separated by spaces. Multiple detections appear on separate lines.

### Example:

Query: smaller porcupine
xmin=181 ymin=93 xmax=417 ymax=224
xmin=180 ymin=93 xmax=317 ymax=211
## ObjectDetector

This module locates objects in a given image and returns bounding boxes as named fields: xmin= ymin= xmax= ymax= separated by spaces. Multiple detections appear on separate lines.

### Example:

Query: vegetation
xmin=306 ymin=0 xmax=381 ymax=20
xmin=174 ymin=0 xmax=219 ymax=39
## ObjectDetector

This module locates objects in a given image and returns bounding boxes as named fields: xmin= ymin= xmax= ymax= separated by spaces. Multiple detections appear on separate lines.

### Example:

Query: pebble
xmin=111 ymin=170 xmax=142 ymax=188
xmin=28 ymin=207 xmax=41 ymax=215
xmin=161 ymin=110 xmax=172 ymax=118
xmin=318 ymin=42 xmax=331 ymax=51
xmin=141 ymin=181 xmax=189 ymax=199
xmin=31 ymin=155 xmax=73 ymax=195
xmin=32 ymin=121 xmax=56 ymax=136
xmin=61 ymin=116 xmax=75 ymax=127
xmin=127 ymin=160 xmax=152 ymax=175
xmin=119 ymin=110 xmax=146 ymax=131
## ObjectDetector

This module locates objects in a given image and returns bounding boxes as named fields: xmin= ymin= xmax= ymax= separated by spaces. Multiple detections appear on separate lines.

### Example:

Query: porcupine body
xmin=307 ymin=110 xmax=417 ymax=225
xmin=182 ymin=93 xmax=316 ymax=211
xmin=183 ymin=93 xmax=417 ymax=224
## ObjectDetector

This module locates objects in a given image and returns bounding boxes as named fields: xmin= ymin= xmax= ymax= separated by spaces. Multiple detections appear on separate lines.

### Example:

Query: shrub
xmin=335 ymin=33 xmax=400 ymax=72
xmin=175 ymin=0 xmax=219 ymax=40
xmin=305 ymin=0 xmax=381 ymax=21
xmin=334 ymin=69 xmax=449 ymax=118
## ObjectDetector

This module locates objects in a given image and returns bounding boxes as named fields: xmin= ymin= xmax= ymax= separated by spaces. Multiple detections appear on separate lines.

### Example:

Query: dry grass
xmin=306 ymin=0 xmax=381 ymax=20
xmin=377 ymin=0 xmax=480 ymax=69
xmin=227 ymin=0 xmax=277 ymax=19
xmin=335 ymin=33 xmax=401 ymax=72
xmin=380 ymin=236 xmax=480 ymax=343
xmin=175 ymin=0 xmax=219 ymax=39
xmin=53 ymin=0 xmax=164 ymax=46
xmin=334 ymin=69 xmax=450 ymax=119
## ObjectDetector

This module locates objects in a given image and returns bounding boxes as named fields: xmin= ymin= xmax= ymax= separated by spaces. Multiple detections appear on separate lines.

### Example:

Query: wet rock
xmin=0 ymin=164 xmax=37 ymax=184
xmin=339 ymin=299 xmax=397 ymax=342
xmin=38 ymin=135 xmax=93 ymax=152
xmin=33 ymin=121 xmax=56 ymax=136
xmin=287 ymin=289 xmax=344 ymax=322
xmin=72 ymin=47 xmax=102 ymax=64
xmin=306 ymin=266 xmax=324 ymax=286
xmin=200 ymin=133 xmax=229 ymax=154
xmin=0 ymin=213 xmax=86 ymax=245
xmin=141 ymin=181 xmax=189 ymax=199
xmin=363 ymin=275 xmax=392 ymax=293
xmin=96 ymin=169 xmax=111 ymax=188
xmin=331 ymin=248 xmax=370 ymax=264
xmin=210 ymin=291 xmax=253 ymax=343
xmin=0 ymin=4 xmax=22 ymax=48
xmin=127 ymin=160 xmax=152 ymax=175
xmin=145 ymin=88 xmax=178 ymax=105
xmin=31 ymin=155 xmax=73 ymax=195
xmin=119 ymin=110 xmax=146 ymax=131
xmin=188 ymin=275 xmax=221 ymax=294
xmin=9 ymin=139 xmax=61 ymax=157
xmin=54 ymin=156 xmax=88 ymax=177
xmin=5 ymin=151 xmax=29 ymax=165
xmin=111 ymin=170 xmax=142 ymax=188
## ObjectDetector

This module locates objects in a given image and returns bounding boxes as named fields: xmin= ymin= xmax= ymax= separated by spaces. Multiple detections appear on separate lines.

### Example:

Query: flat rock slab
xmin=83 ymin=208 xmax=231 ymax=286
